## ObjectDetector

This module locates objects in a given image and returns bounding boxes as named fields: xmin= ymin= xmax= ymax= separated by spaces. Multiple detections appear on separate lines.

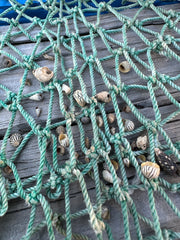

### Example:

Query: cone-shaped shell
xmin=141 ymin=161 xmax=160 ymax=180
xmin=102 ymin=170 xmax=121 ymax=184
xmin=35 ymin=107 xmax=41 ymax=117
xmin=58 ymin=133 xmax=69 ymax=147
xmin=95 ymin=91 xmax=111 ymax=103
xmin=20 ymin=77 xmax=31 ymax=86
xmin=107 ymin=113 xmax=116 ymax=124
xmin=29 ymin=93 xmax=43 ymax=101
xmin=119 ymin=61 xmax=131 ymax=73
xmin=123 ymin=158 xmax=130 ymax=167
xmin=136 ymin=135 xmax=148 ymax=150
xmin=73 ymin=90 xmax=86 ymax=107
xmin=33 ymin=67 xmax=53 ymax=82
xmin=123 ymin=119 xmax=135 ymax=132
xmin=9 ymin=133 xmax=23 ymax=147
xmin=96 ymin=116 xmax=104 ymax=127
xmin=62 ymin=84 xmax=71 ymax=95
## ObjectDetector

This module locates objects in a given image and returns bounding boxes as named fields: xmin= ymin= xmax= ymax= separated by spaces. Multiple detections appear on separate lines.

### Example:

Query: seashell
xmin=96 ymin=116 xmax=104 ymax=128
xmin=57 ymin=145 xmax=65 ymax=155
xmin=131 ymin=141 xmax=137 ymax=150
xmin=102 ymin=170 xmax=121 ymax=184
xmin=20 ymin=77 xmax=31 ymax=86
xmin=136 ymin=135 xmax=148 ymax=150
xmin=43 ymin=54 xmax=54 ymax=61
xmin=3 ymin=166 xmax=12 ymax=175
xmin=81 ymin=116 xmax=91 ymax=124
xmin=62 ymin=84 xmax=71 ymax=95
xmin=64 ymin=104 xmax=68 ymax=111
xmin=107 ymin=113 xmax=116 ymax=124
xmin=141 ymin=161 xmax=160 ymax=180
xmin=29 ymin=93 xmax=43 ymax=101
xmin=119 ymin=61 xmax=131 ymax=73
xmin=123 ymin=158 xmax=130 ymax=167
xmin=75 ymin=152 xmax=79 ymax=159
xmin=123 ymin=105 xmax=131 ymax=113
xmin=95 ymin=91 xmax=111 ymax=103
xmin=110 ymin=127 xmax=116 ymax=135
xmin=35 ymin=107 xmax=41 ymax=117
xmin=56 ymin=126 xmax=65 ymax=135
xmin=101 ymin=206 xmax=110 ymax=220
xmin=9 ymin=133 xmax=23 ymax=147
xmin=85 ymin=137 xmax=90 ymax=149
xmin=137 ymin=155 xmax=146 ymax=163
xmin=32 ymin=67 xmax=53 ymax=83
xmin=73 ymin=90 xmax=86 ymax=107
xmin=122 ymin=119 xmax=135 ymax=132
xmin=2 ymin=56 xmax=14 ymax=68
xmin=103 ymin=160 xmax=119 ymax=172
xmin=58 ymin=133 xmax=69 ymax=148
xmin=85 ymin=156 xmax=90 ymax=163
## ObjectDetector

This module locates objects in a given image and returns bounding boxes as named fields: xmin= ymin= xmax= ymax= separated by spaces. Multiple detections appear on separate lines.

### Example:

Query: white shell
xmin=119 ymin=61 xmax=131 ymax=73
xmin=102 ymin=170 xmax=121 ymax=184
xmin=62 ymin=84 xmax=71 ymax=95
xmin=123 ymin=158 xmax=130 ymax=167
xmin=58 ymin=133 xmax=69 ymax=148
xmin=29 ymin=93 xmax=43 ymax=101
xmin=95 ymin=91 xmax=111 ymax=103
xmin=33 ymin=67 xmax=53 ymax=82
xmin=43 ymin=54 xmax=54 ymax=61
xmin=9 ymin=133 xmax=23 ymax=147
xmin=73 ymin=90 xmax=86 ymax=107
xmin=123 ymin=119 xmax=135 ymax=131
xmin=141 ymin=161 xmax=160 ymax=180
xmin=136 ymin=135 xmax=148 ymax=150
xmin=96 ymin=116 xmax=104 ymax=127
xmin=35 ymin=107 xmax=41 ymax=117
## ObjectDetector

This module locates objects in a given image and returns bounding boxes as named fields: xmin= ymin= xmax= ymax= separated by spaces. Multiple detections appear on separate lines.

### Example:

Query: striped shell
xmin=101 ymin=206 xmax=110 ymax=220
xmin=119 ymin=61 xmax=131 ymax=73
xmin=141 ymin=161 xmax=160 ymax=180
xmin=102 ymin=170 xmax=121 ymax=184
xmin=136 ymin=135 xmax=148 ymax=150
xmin=123 ymin=158 xmax=130 ymax=167
xmin=58 ymin=133 xmax=69 ymax=148
xmin=123 ymin=119 xmax=135 ymax=132
xmin=9 ymin=133 xmax=23 ymax=147
xmin=29 ymin=93 xmax=43 ymax=101
xmin=103 ymin=160 xmax=119 ymax=172
xmin=33 ymin=67 xmax=53 ymax=82
xmin=73 ymin=90 xmax=86 ymax=107
xmin=62 ymin=84 xmax=71 ymax=95
xmin=107 ymin=113 xmax=116 ymax=124
xmin=95 ymin=91 xmax=111 ymax=103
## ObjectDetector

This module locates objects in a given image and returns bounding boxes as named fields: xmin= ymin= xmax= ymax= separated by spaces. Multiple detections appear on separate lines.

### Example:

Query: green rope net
xmin=0 ymin=0 xmax=180 ymax=239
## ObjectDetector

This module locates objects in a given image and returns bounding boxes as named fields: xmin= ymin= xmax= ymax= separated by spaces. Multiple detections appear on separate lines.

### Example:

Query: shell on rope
xmin=136 ymin=135 xmax=148 ymax=150
xmin=119 ymin=61 xmax=131 ymax=73
xmin=95 ymin=91 xmax=111 ymax=103
xmin=29 ymin=93 xmax=43 ymax=101
xmin=73 ymin=90 xmax=86 ymax=107
xmin=58 ymin=133 xmax=69 ymax=148
xmin=85 ymin=137 xmax=90 ymax=149
xmin=123 ymin=158 xmax=130 ymax=167
xmin=3 ymin=166 xmax=12 ymax=175
xmin=62 ymin=84 xmax=71 ymax=95
xmin=110 ymin=127 xmax=116 ymax=135
xmin=35 ymin=107 xmax=41 ymax=117
xmin=101 ymin=206 xmax=110 ymax=220
xmin=107 ymin=113 xmax=116 ymax=124
xmin=20 ymin=77 xmax=31 ymax=86
xmin=1 ymin=56 xmax=14 ymax=68
xmin=9 ymin=133 xmax=23 ymax=147
xmin=32 ymin=67 xmax=53 ymax=82
xmin=102 ymin=170 xmax=121 ymax=184
xmin=56 ymin=125 xmax=65 ymax=135
xmin=96 ymin=116 xmax=104 ymax=128
xmin=103 ymin=160 xmax=119 ymax=172
xmin=141 ymin=161 xmax=160 ymax=180
xmin=123 ymin=105 xmax=131 ymax=113
xmin=122 ymin=119 xmax=135 ymax=132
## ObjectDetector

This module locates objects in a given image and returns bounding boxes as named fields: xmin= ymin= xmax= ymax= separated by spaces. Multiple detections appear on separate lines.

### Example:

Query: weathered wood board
xmin=0 ymin=3 xmax=180 ymax=240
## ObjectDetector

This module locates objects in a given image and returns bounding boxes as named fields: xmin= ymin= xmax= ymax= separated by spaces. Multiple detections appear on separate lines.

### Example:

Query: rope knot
xmin=49 ymin=172 xmax=57 ymax=190
xmin=98 ymin=2 xmax=107 ymax=10
xmin=87 ymin=55 xmax=95 ymax=64
xmin=10 ymin=18 xmax=18 ymax=27
xmin=148 ymin=76 xmax=156 ymax=84
xmin=26 ymin=191 xmax=39 ymax=205
xmin=167 ymin=19 xmax=174 ymax=29
xmin=65 ymin=68 xmax=75 ymax=78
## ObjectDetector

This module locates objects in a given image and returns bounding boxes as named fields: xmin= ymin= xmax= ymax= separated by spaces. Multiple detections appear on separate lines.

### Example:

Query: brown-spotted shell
xmin=102 ymin=170 xmax=121 ymax=184
xmin=123 ymin=105 xmax=131 ymax=113
xmin=35 ymin=107 xmax=41 ymax=117
xmin=33 ymin=67 xmax=53 ymax=82
xmin=141 ymin=161 xmax=160 ymax=180
xmin=122 ymin=119 xmax=135 ymax=132
xmin=119 ymin=61 xmax=131 ymax=73
xmin=85 ymin=137 xmax=90 ymax=149
xmin=136 ymin=135 xmax=148 ymax=150
xmin=20 ymin=77 xmax=31 ymax=86
xmin=107 ymin=113 xmax=116 ymax=124
xmin=73 ymin=90 xmax=86 ymax=107
xmin=58 ymin=133 xmax=69 ymax=148
xmin=9 ymin=133 xmax=23 ymax=147
xmin=110 ymin=127 xmax=116 ymax=135
xmin=95 ymin=91 xmax=111 ymax=103
xmin=2 ymin=56 xmax=14 ymax=68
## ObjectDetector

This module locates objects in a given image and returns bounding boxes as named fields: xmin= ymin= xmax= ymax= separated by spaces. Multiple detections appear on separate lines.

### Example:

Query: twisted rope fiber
xmin=0 ymin=0 xmax=180 ymax=239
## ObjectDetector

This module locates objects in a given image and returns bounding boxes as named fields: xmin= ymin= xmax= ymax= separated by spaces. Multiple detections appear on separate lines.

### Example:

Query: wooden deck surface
xmin=0 ymin=3 xmax=180 ymax=239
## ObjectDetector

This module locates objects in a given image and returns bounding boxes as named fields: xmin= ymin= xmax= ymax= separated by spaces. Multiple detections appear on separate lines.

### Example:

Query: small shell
xmin=141 ymin=161 xmax=160 ymax=180
xmin=136 ymin=135 xmax=148 ymax=150
xmin=75 ymin=152 xmax=79 ymax=159
xmin=119 ymin=61 xmax=131 ymax=73
xmin=81 ymin=116 xmax=91 ymax=124
xmin=131 ymin=141 xmax=137 ymax=150
xmin=62 ymin=84 xmax=71 ymax=95
xmin=3 ymin=166 xmax=12 ymax=175
xmin=123 ymin=158 xmax=130 ymax=167
xmin=123 ymin=105 xmax=131 ymax=113
xmin=73 ymin=90 xmax=86 ymax=107
xmin=32 ymin=67 xmax=53 ymax=83
xmin=101 ymin=206 xmax=110 ymax=220
xmin=95 ymin=91 xmax=111 ymax=103
xmin=102 ymin=170 xmax=121 ymax=184
xmin=103 ymin=160 xmax=119 ymax=172
xmin=20 ymin=77 xmax=31 ymax=86
xmin=85 ymin=137 xmax=90 ymax=149
xmin=122 ymin=119 xmax=135 ymax=132
xmin=110 ymin=127 xmax=116 ymax=135
xmin=64 ymin=104 xmax=68 ymax=111
xmin=43 ymin=54 xmax=54 ymax=61
xmin=35 ymin=107 xmax=41 ymax=117
xmin=107 ymin=113 xmax=116 ymax=124
xmin=96 ymin=116 xmax=104 ymax=127
xmin=85 ymin=156 xmax=90 ymax=163
xmin=2 ymin=56 xmax=14 ymax=68
xmin=57 ymin=145 xmax=65 ymax=155
xmin=9 ymin=133 xmax=23 ymax=147
xmin=137 ymin=155 xmax=146 ymax=163
xmin=29 ymin=93 xmax=43 ymax=101
xmin=56 ymin=126 xmax=65 ymax=134
xmin=58 ymin=133 xmax=69 ymax=148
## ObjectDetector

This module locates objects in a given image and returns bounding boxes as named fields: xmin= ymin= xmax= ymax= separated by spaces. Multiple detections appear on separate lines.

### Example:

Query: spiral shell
xmin=95 ymin=91 xmax=111 ymax=103
xmin=101 ymin=206 xmax=110 ymax=220
xmin=35 ymin=107 xmax=41 ymax=117
xmin=62 ymin=84 xmax=71 ymax=95
xmin=58 ymin=133 xmax=69 ymax=148
xmin=141 ymin=161 xmax=160 ymax=180
xmin=9 ymin=133 xmax=23 ymax=147
xmin=96 ymin=116 xmax=104 ymax=127
xmin=33 ymin=67 xmax=53 ymax=82
xmin=107 ymin=113 xmax=116 ymax=124
xmin=136 ymin=135 xmax=148 ymax=150
xmin=57 ymin=145 xmax=65 ymax=155
xmin=123 ymin=158 xmax=130 ymax=167
xmin=119 ymin=61 xmax=131 ymax=73
xmin=73 ymin=90 xmax=86 ymax=107
xmin=103 ymin=160 xmax=119 ymax=172
xmin=122 ymin=119 xmax=135 ymax=132
xmin=81 ymin=116 xmax=91 ymax=124
xmin=102 ymin=170 xmax=121 ymax=184
xmin=29 ymin=93 xmax=43 ymax=101
xmin=56 ymin=126 xmax=65 ymax=134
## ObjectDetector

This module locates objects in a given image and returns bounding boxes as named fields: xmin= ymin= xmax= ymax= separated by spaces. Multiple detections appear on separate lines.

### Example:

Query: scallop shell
xmin=107 ymin=113 xmax=116 ymax=124
xmin=56 ymin=126 xmax=65 ymax=134
xmin=62 ymin=84 xmax=71 ymax=95
xmin=29 ymin=93 xmax=43 ymax=101
xmin=73 ymin=90 xmax=86 ymax=107
xmin=119 ymin=61 xmax=131 ymax=73
xmin=95 ymin=91 xmax=111 ymax=103
xmin=81 ymin=116 xmax=91 ymax=124
xmin=123 ymin=158 xmax=130 ymax=167
xmin=102 ymin=170 xmax=121 ymax=184
xmin=103 ymin=160 xmax=119 ymax=172
xmin=123 ymin=119 xmax=135 ymax=132
xmin=96 ymin=116 xmax=104 ymax=127
xmin=9 ymin=133 xmax=23 ymax=147
xmin=136 ymin=135 xmax=148 ymax=150
xmin=58 ymin=133 xmax=69 ymax=148
xmin=141 ymin=161 xmax=160 ymax=180
xmin=32 ymin=67 xmax=53 ymax=82
xmin=101 ymin=206 xmax=110 ymax=220
xmin=57 ymin=145 xmax=65 ymax=155
xmin=35 ymin=107 xmax=41 ymax=117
